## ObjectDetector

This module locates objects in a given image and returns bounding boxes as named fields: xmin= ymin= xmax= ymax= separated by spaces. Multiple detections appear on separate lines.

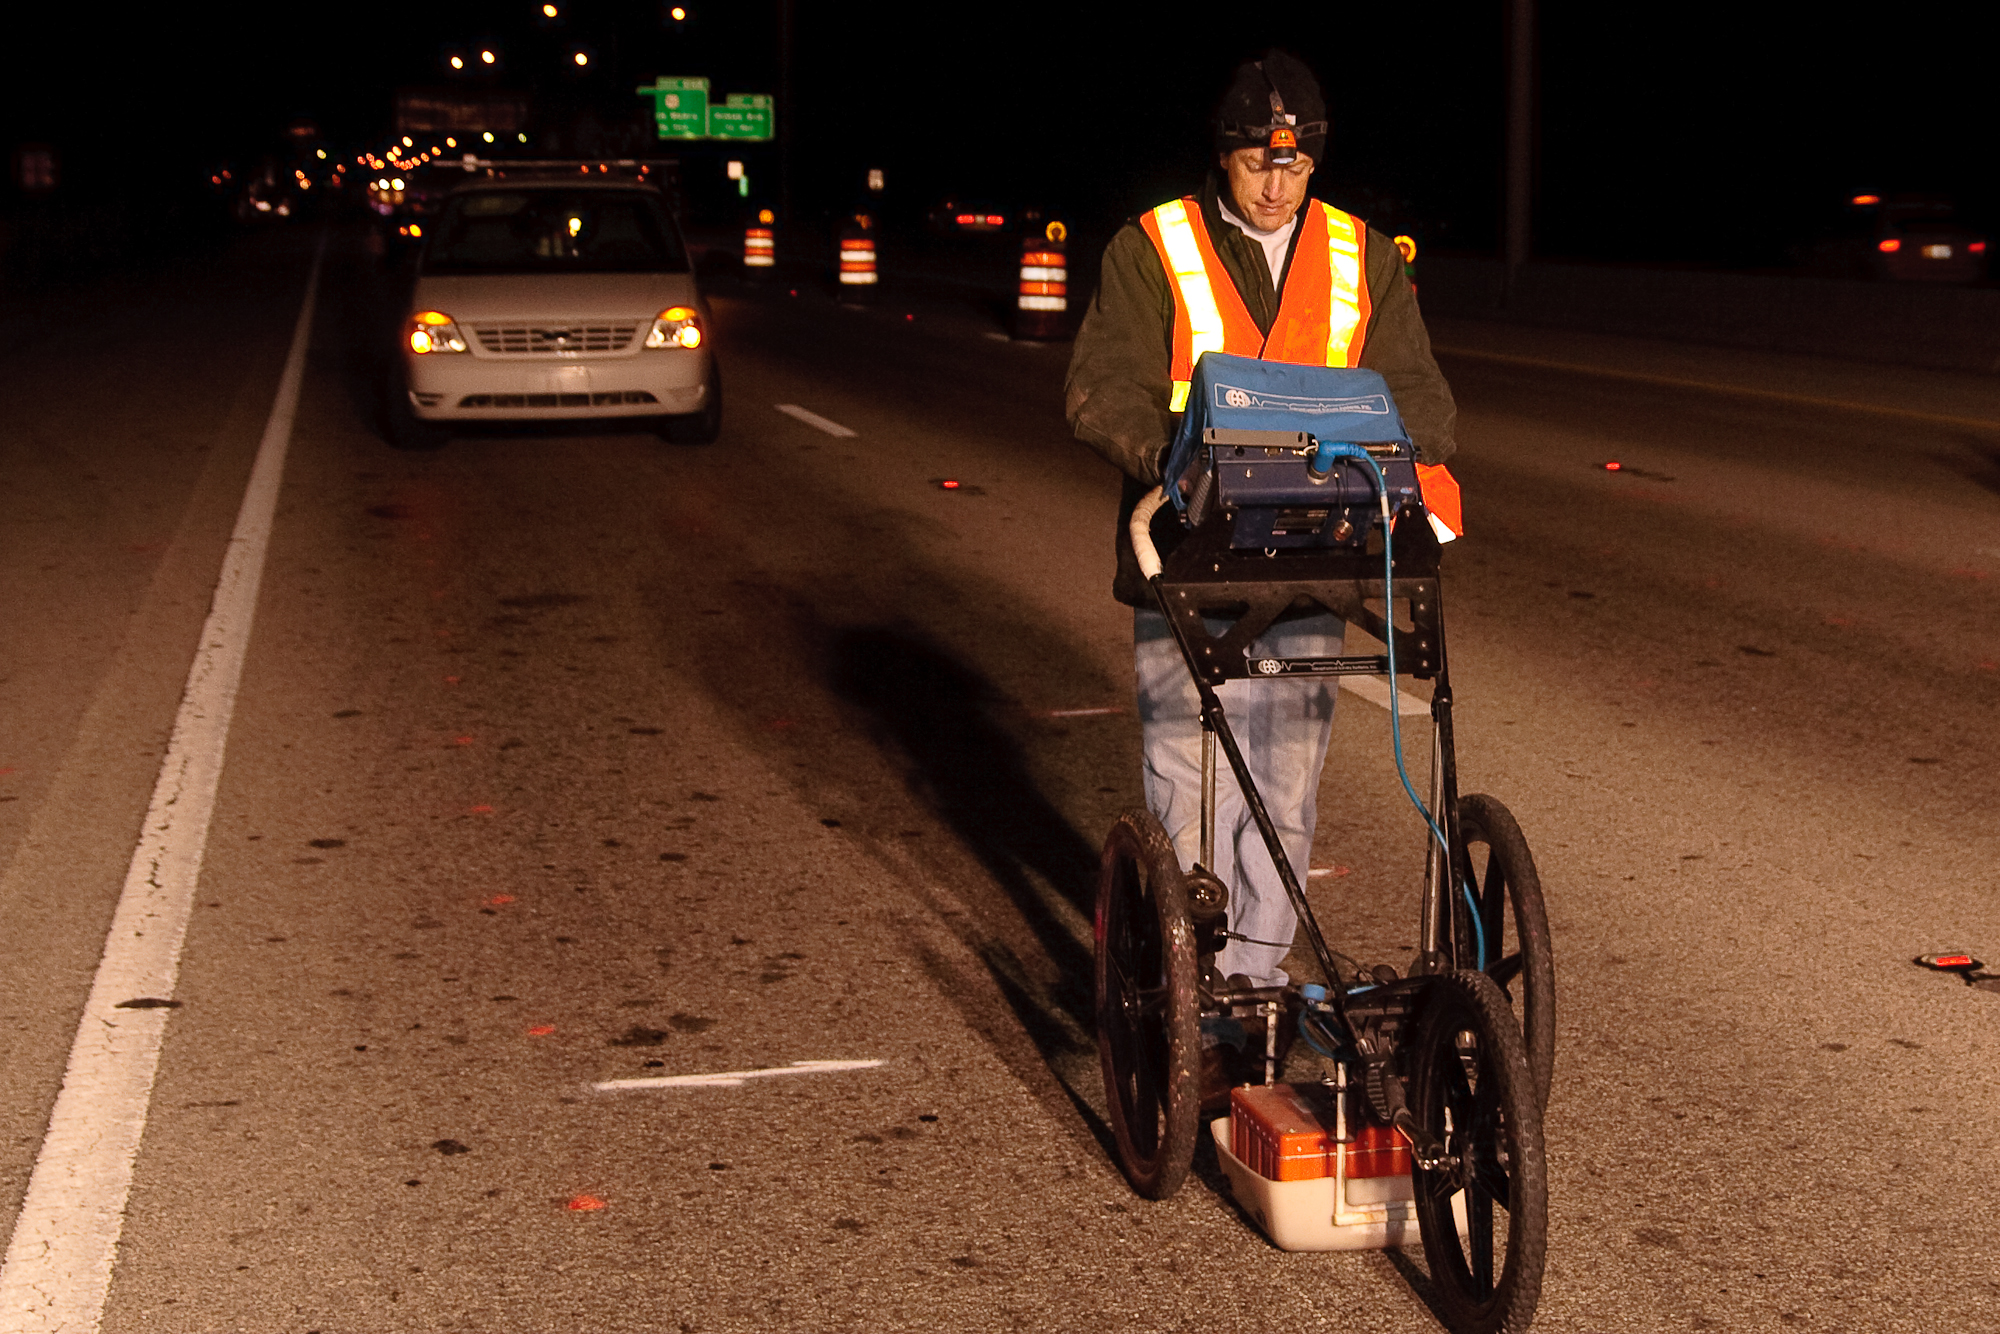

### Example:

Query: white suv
xmin=390 ymin=176 xmax=719 ymax=446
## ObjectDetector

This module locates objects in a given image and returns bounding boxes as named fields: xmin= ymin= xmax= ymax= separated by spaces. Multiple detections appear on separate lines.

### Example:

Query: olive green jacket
xmin=1065 ymin=173 xmax=1459 ymax=606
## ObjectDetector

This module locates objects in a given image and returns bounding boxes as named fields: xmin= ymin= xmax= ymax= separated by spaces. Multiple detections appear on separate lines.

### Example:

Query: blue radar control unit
xmin=1161 ymin=352 xmax=1421 ymax=550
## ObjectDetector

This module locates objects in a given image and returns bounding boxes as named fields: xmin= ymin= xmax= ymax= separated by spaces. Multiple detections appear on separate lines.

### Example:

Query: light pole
xmin=778 ymin=0 xmax=794 ymax=228
xmin=1503 ymin=0 xmax=1535 ymax=303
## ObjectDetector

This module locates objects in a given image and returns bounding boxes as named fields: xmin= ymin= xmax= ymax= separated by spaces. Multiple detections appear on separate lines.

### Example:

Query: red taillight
xmin=1850 ymin=194 xmax=1880 ymax=206
xmin=984 ymin=214 xmax=1004 ymax=226
xmin=954 ymin=214 xmax=974 ymax=225
xmin=1971 ymin=241 xmax=1988 ymax=254
xmin=1878 ymin=238 xmax=1901 ymax=253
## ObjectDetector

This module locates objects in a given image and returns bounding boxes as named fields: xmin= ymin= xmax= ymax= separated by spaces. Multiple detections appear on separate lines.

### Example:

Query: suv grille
xmin=472 ymin=323 xmax=641 ymax=355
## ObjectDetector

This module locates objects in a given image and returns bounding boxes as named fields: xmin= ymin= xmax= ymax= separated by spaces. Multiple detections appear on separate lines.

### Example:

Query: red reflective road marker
xmin=566 ymin=1194 xmax=606 ymax=1211
xmin=527 ymin=1025 xmax=556 ymax=1036
xmin=485 ymin=894 xmax=516 ymax=906
xmin=469 ymin=804 xmax=495 ymax=814
xmin=454 ymin=736 xmax=473 ymax=746
xmin=940 ymin=479 xmax=961 ymax=490
xmin=1602 ymin=461 xmax=1622 ymax=471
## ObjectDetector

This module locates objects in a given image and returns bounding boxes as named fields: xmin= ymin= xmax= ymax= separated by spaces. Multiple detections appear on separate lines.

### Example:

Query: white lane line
xmin=0 ymin=236 xmax=326 ymax=1334
xmin=1034 ymin=706 xmax=1125 ymax=719
xmin=1338 ymin=676 xmax=1431 ymax=717
xmin=595 ymin=1059 xmax=886 ymax=1091
xmin=1433 ymin=344 xmax=2000 ymax=432
xmin=774 ymin=403 xmax=858 ymax=438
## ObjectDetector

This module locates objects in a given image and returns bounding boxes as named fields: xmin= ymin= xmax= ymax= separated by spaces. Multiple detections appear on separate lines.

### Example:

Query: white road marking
xmin=982 ymin=332 xmax=1011 ymax=342
xmin=1434 ymin=344 xmax=2000 ymax=432
xmin=0 ymin=237 xmax=326 ymax=1334
xmin=1338 ymin=676 xmax=1431 ymax=717
xmin=774 ymin=403 xmax=858 ymax=437
xmin=595 ymin=1059 xmax=886 ymax=1091
xmin=1035 ymin=706 xmax=1124 ymax=718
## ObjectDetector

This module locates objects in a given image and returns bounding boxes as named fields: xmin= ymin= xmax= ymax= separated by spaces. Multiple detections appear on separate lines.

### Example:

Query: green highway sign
xmin=636 ymin=78 xmax=774 ymax=141
xmin=708 ymin=93 xmax=775 ymax=142
xmin=637 ymin=76 xmax=709 ymax=140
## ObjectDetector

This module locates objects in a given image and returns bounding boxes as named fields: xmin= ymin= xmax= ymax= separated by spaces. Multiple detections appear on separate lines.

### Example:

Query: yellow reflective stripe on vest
xmin=1323 ymin=206 xmax=1365 ymax=367
xmin=1152 ymin=199 xmax=1225 ymax=412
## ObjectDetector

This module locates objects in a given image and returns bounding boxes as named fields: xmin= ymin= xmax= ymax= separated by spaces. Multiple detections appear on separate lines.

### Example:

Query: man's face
xmin=1221 ymin=147 xmax=1315 ymax=231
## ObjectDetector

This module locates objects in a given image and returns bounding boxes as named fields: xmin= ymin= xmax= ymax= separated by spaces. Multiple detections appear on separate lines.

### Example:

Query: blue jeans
xmin=1133 ymin=607 xmax=1342 ymax=987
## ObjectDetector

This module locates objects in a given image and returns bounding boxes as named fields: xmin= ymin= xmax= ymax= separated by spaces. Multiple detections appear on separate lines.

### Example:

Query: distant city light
xmin=518 ymin=133 xmax=529 ymax=143
xmin=483 ymin=131 xmax=495 ymax=143
xmin=573 ymin=50 xmax=589 ymax=65
xmin=402 ymin=136 xmax=413 ymax=147
xmin=481 ymin=49 xmax=496 ymax=64
xmin=671 ymin=6 xmax=686 ymax=18
xmin=543 ymin=2 xmax=558 ymax=14
xmin=316 ymin=149 xmax=326 ymax=160
xmin=450 ymin=55 xmax=464 ymax=69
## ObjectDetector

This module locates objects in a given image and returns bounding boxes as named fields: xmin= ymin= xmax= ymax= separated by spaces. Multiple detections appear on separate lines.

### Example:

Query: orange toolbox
xmin=1229 ymin=1083 xmax=1412 ymax=1182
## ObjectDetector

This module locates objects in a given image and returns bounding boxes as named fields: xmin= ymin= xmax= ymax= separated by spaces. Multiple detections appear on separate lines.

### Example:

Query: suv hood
xmin=412 ymin=272 xmax=701 ymax=322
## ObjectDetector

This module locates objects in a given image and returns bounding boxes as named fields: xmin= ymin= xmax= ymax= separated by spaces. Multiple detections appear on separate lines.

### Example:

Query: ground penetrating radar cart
xmin=1096 ymin=353 xmax=1556 ymax=1334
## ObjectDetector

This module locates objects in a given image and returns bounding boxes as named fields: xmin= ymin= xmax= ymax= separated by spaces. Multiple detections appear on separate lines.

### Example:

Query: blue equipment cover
xmin=1162 ymin=353 xmax=1412 ymax=507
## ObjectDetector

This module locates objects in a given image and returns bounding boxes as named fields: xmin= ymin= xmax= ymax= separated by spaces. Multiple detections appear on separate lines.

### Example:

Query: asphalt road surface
xmin=1 ymin=226 xmax=1996 ymax=1333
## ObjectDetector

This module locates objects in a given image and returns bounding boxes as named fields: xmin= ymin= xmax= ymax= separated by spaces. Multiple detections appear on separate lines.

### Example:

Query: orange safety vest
xmin=1140 ymin=196 xmax=1462 ymax=539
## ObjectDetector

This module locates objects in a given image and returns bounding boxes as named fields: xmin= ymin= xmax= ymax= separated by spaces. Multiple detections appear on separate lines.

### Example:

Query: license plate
xmin=1923 ymin=244 xmax=1954 ymax=259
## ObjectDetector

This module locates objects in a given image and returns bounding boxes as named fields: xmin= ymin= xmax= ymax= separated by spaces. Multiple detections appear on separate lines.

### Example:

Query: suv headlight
xmin=407 ymin=310 xmax=468 ymax=354
xmin=644 ymin=306 xmax=703 ymax=349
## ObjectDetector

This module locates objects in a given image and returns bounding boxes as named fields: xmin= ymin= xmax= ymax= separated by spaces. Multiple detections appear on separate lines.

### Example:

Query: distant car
xmin=1805 ymin=194 xmax=1988 ymax=283
xmin=390 ymin=175 xmax=719 ymax=447
xmin=927 ymin=198 xmax=1011 ymax=234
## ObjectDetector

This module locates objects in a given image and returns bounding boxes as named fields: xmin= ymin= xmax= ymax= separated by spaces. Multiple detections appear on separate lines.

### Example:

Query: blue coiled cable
xmin=1310 ymin=441 xmax=1485 ymax=973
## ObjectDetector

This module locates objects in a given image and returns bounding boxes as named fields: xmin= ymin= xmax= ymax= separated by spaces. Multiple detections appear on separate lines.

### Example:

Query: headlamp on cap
xmin=1265 ymin=90 xmax=1300 ymax=166
xmin=1214 ymin=51 xmax=1330 ymax=166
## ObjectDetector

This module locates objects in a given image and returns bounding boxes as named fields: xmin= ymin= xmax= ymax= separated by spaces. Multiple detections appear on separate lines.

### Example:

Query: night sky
xmin=5 ymin=2 xmax=1993 ymax=267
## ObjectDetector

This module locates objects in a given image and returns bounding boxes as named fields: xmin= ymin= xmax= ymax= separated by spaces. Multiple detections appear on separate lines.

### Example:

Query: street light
xmin=480 ymin=49 xmax=496 ymax=64
xmin=450 ymin=54 xmax=464 ymax=69
xmin=671 ymin=6 xmax=686 ymax=19
xmin=573 ymin=50 xmax=589 ymax=65
xmin=542 ymin=2 xmax=558 ymax=14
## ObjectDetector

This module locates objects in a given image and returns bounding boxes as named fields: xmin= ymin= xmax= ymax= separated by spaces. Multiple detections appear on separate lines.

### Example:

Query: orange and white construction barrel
xmin=744 ymin=209 xmax=776 ymax=273
xmin=1014 ymin=221 xmax=1068 ymax=339
xmin=837 ymin=218 xmax=878 ymax=300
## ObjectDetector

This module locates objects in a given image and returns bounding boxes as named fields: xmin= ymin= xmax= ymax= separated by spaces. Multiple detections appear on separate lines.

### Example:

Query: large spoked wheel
xmin=1407 ymin=970 xmax=1548 ymax=1334
xmin=1095 ymin=809 xmax=1200 ymax=1200
xmin=1454 ymin=794 xmax=1556 ymax=1111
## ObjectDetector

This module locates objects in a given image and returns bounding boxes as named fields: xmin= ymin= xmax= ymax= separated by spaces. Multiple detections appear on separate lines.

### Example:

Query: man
xmin=1065 ymin=51 xmax=1459 ymax=996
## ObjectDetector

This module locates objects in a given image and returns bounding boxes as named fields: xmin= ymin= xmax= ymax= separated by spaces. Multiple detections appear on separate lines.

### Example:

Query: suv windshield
xmin=424 ymin=189 xmax=688 ymax=275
